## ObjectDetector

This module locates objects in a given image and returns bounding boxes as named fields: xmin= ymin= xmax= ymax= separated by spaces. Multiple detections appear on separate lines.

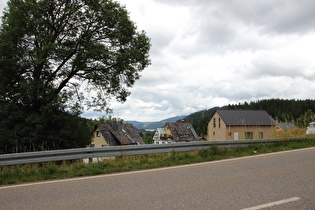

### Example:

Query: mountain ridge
xmin=125 ymin=115 xmax=187 ymax=130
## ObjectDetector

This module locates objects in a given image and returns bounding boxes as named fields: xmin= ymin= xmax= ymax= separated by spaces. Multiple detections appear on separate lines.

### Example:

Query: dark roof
xmin=277 ymin=122 xmax=297 ymax=130
xmin=96 ymin=123 xmax=144 ymax=146
xmin=216 ymin=110 xmax=276 ymax=126
xmin=165 ymin=122 xmax=199 ymax=142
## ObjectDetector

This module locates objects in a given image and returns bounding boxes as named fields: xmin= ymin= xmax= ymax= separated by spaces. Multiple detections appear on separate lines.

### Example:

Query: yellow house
xmin=207 ymin=110 xmax=276 ymax=140
xmin=84 ymin=122 xmax=144 ymax=163
xmin=153 ymin=122 xmax=199 ymax=144
xmin=90 ymin=122 xmax=144 ymax=147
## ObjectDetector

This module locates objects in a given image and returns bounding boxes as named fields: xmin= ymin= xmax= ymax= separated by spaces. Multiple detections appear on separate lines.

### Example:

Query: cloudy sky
xmin=1 ymin=0 xmax=315 ymax=121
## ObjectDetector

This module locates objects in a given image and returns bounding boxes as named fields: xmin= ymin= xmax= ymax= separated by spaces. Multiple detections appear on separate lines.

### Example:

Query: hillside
xmin=126 ymin=115 xmax=186 ymax=130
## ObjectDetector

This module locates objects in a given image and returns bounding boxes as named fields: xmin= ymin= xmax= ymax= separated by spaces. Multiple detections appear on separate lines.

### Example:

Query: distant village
xmin=90 ymin=109 xmax=311 ymax=148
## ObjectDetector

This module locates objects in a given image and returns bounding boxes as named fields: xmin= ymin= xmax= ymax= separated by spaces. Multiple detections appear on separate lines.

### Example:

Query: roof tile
xmin=217 ymin=110 xmax=276 ymax=126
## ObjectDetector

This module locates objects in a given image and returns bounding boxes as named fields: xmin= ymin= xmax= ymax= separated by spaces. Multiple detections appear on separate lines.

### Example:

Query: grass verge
xmin=1 ymin=138 xmax=315 ymax=186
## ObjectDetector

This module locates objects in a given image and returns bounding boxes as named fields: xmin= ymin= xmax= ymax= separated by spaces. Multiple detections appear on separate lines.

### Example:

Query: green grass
xmin=1 ymin=138 xmax=315 ymax=186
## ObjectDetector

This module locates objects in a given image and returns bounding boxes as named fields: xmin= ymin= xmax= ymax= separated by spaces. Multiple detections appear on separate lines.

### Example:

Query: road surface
xmin=1 ymin=147 xmax=315 ymax=209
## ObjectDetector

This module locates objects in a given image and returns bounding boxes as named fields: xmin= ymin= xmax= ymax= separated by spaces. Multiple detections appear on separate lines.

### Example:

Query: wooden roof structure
xmin=95 ymin=122 xmax=144 ymax=146
xmin=165 ymin=122 xmax=199 ymax=142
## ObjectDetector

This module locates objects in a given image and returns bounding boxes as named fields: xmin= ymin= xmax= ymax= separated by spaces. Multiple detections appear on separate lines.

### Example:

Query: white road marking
xmin=0 ymin=147 xmax=314 ymax=190
xmin=242 ymin=197 xmax=301 ymax=210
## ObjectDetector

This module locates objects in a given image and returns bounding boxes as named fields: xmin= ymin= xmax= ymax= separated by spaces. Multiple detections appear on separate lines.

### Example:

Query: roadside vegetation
xmin=1 ymin=138 xmax=314 ymax=186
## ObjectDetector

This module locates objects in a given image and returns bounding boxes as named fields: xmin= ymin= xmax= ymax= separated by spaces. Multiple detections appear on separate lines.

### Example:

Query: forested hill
xmin=183 ymin=99 xmax=315 ymax=136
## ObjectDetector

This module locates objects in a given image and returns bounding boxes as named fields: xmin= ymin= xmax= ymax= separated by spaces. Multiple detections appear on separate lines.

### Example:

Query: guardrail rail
xmin=0 ymin=138 xmax=306 ymax=166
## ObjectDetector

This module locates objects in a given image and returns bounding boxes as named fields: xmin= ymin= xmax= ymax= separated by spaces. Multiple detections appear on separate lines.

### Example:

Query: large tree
xmin=0 ymin=0 xmax=151 ymax=153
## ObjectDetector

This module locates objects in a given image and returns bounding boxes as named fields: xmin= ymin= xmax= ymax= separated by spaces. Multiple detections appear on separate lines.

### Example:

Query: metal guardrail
xmin=0 ymin=138 xmax=304 ymax=166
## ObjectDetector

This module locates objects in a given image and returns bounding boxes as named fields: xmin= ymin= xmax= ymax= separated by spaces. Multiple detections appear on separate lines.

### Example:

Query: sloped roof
xmin=165 ymin=122 xmax=199 ymax=142
xmin=216 ymin=110 xmax=276 ymax=126
xmin=277 ymin=122 xmax=297 ymax=130
xmin=96 ymin=123 xmax=144 ymax=146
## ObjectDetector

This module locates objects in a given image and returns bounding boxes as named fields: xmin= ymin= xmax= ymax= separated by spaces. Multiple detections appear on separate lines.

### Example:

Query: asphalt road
xmin=1 ymin=147 xmax=315 ymax=210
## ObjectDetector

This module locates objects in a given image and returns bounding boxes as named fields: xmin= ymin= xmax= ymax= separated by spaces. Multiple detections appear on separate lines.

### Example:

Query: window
xmin=259 ymin=132 xmax=264 ymax=139
xmin=219 ymin=118 xmax=221 ymax=128
xmin=96 ymin=131 xmax=101 ymax=137
xmin=213 ymin=118 xmax=216 ymax=128
xmin=244 ymin=132 xmax=253 ymax=139
xmin=213 ymin=131 xmax=215 ymax=136
xmin=228 ymin=132 xmax=232 ymax=137
xmin=90 ymin=144 xmax=95 ymax=147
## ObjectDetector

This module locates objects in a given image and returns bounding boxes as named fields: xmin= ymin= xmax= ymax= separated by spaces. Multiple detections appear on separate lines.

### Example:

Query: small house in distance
xmin=207 ymin=110 xmax=276 ymax=141
xmin=275 ymin=122 xmax=298 ymax=137
xmin=90 ymin=122 xmax=144 ymax=147
xmin=306 ymin=122 xmax=315 ymax=135
xmin=276 ymin=122 xmax=297 ymax=132
xmin=153 ymin=122 xmax=199 ymax=144
xmin=84 ymin=122 xmax=144 ymax=163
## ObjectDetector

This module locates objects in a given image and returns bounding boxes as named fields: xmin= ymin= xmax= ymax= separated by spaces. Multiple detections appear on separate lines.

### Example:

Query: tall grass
xmin=1 ymin=138 xmax=315 ymax=186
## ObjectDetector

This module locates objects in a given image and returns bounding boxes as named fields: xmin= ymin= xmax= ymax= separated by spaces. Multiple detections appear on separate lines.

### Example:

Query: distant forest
xmin=183 ymin=99 xmax=315 ymax=136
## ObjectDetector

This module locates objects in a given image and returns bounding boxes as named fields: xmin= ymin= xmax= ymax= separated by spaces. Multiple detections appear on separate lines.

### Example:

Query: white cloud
xmin=113 ymin=0 xmax=315 ymax=121
xmin=2 ymin=0 xmax=315 ymax=121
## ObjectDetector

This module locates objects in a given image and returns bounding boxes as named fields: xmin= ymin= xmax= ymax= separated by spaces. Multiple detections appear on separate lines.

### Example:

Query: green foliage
xmin=295 ymin=109 xmax=315 ymax=127
xmin=0 ymin=0 xmax=150 ymax=153
xmin=92 ymin=116 xmax=123 ymax=124
xmin=139 ymin=130 xmax=154 ymax=144
xmin=227 ymin=99 xmax=315 ymax=123
xmin=0 ymin=0 xmax=150 ymax=111
xmin=183 ymin=107 xmax=218 ymax=137
xmin=87 ymin=116 xmax=124 ymax=131
xmin=0 ymin=103 xmax=92 ymax=153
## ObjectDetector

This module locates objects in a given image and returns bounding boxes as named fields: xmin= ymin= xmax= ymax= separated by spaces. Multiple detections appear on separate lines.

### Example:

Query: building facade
xmin=207 ymin=110 xmax=276 ymax=141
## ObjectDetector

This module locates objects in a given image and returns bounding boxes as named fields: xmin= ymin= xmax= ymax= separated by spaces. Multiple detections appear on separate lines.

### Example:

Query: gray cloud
xmin=1 ymin=0 xmax=315 ymax=121
xmin=82 ymin=0 xmax=315 ymax=120
xmin=232 ymin=0 xmax=315 ymax=35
